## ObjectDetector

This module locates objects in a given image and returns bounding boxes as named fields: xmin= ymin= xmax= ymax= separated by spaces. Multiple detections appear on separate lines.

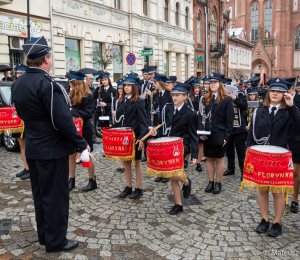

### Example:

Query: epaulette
xmin=44 ymin=73 xmax=55 ymax=82
xmin=237 ymin=90 xmax=246 ymax=96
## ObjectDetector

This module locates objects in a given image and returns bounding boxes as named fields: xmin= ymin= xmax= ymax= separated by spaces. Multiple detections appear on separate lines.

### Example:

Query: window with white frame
xmin=211 ymin=60 xmax=217 ymax=73
xmin=197 ymin=12 xmax=202 ymax=42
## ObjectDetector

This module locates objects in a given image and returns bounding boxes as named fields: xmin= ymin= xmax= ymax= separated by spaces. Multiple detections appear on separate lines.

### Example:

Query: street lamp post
xmin=27 ymin=0 xmax=30 ymax=42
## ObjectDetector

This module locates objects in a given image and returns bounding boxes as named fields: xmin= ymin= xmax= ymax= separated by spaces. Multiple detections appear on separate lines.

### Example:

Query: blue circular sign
xmin=126 ymin=53 xmax=136 ymax=65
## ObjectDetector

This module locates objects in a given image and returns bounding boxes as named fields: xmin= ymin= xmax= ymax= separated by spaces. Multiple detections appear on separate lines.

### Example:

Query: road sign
xmin=141 ymin=49 xmax=153 ymax=56
xmin=126 ymin=53 xmax=136 ymax=65
xmin=195 ymin=56 xmax=203 ymax=62
xmin=126 ymin=64 xmax=136 ymax=72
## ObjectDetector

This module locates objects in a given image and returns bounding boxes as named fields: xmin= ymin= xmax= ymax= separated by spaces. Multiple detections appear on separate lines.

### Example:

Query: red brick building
xmin=224 ymin=0 xmax=300 ymax=81
xmin=193 ymin=0 xmax=230 ymax=77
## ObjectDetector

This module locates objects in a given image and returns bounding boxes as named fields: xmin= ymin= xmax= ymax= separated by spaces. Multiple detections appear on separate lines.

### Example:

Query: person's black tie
xmin=212 ymin=94 xmax=216 ymax=104
xmin=125 ymin=97 xmax=129 ymax=103
xmin=270 ymin=107 xmax=277 ymax=122
xmin=159 ymin=92 xmax=162 ymax=104
xmin=173 ymin=108 xmax=179 ymax=118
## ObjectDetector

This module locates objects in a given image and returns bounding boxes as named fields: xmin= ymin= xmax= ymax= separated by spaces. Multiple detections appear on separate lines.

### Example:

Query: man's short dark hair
xmin=26 ymin=48 xmax=52 ymax=67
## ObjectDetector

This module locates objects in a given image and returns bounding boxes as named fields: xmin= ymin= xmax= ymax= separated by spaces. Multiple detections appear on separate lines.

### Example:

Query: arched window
xmin=264 ymin=0 xmax=272 ymax=39
xmin=175 ymin=3 xmax=180 ymax=26
xmin=114 ymin=0 xmax=120 ymax=9
xmin=251 ymin=2 xmax=259 ymax=41
xmin=143 ymin=0 xmax=147 ymax=16
xmin=164 ymin=0 xmax=169 ymax=22
xmin=185 ymin=7 xmax=189 ymax=30
xmin=197 ymin=12 xmax=202 ymax=42
xmin=295 ymin=25 xmax=300 ymax=50
xmin=211 ymin=9 xmax=217 ymax=45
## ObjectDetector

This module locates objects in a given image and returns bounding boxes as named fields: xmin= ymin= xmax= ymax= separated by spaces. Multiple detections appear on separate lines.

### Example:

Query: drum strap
xmin=252 ymin=108 xmax=269 ymax=145
xmin=162 ymin=103 xmax=172 ymax=136
xmin=114 ymin=101 xmax=125 ymax=126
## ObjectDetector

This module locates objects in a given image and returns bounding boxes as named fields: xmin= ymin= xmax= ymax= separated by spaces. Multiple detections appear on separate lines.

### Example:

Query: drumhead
xmin=250 ymin=145 xmax=290 ymax=154
xmin=148 ymin=137 xmax=181 ymax=143
xmin=110 ymin=127 xmax=132 ymax=130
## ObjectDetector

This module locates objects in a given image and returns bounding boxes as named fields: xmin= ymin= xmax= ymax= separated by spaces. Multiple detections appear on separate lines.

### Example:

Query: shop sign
xmin=0 ymin=16 xmax=42 ymax=38
xmin=168 ymin=43 xmax=187 ymax=53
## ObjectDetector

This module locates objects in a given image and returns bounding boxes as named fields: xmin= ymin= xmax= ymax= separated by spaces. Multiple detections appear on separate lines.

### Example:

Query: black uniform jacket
xmin=247 ymin=105 xmax=300 ymax=149
xmin=11 ymin=68 xmax=87 ymax=160
xmin=289 ymin=94 xmax=300 ymax=154
xmin=158 ymin=103 xmax=199 ymax=159
xmin=114 ymin=97 xmax=149 ymax=141
xmin=2 ymin=77 xmax=13 ymax=81
xmin=93 ymin=86 xmax=116 ymax=116
xmin=147 ymin=90 xmax=173 ymax=127
xmin=192 ymin=95 xmax=201 ymax=112
xmin=198 ymin=96 xmax=234 ymax=146
xmin=71 ymin=93 xmax=94 ymax=139
xmin=232 ymin=91 xmax=248 ymax=135
xmin=258 ymin=88 xmax=268 ymax=100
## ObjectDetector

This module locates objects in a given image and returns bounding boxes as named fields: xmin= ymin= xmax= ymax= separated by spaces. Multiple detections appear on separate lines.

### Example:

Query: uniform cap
xmin=123 ymin=73 xmax=140 ymax=85
xmin=15 ymin=64 xmax=28 ymax=73
xmin=166 ymin=76 xmax=177 ymax=83
xmin=209 ymin=73 xmax=225 ymax=82
xmin=99 ymin=71 xmax=110 ymax=78
xmin=171 ymin=82 xmax=191 ymax=95
xmin=69 ymin=71 xmax=86 ymax=81
xmin=152 ymin=73 xmax=168 ymax=83
xmin=247 ymin=87 xmax=258 ymax=94
xmin=269 ymin=78 xmax=292 ymax=92
xmin=22 ymin=36 xmax=51 ymax=59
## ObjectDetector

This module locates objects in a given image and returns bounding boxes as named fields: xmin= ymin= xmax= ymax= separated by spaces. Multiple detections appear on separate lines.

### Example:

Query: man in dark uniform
xmin=2 ymin=70 xmax=13 ymax=81
xmin=11 ymin=37 xmax=89 ymax=253
xmin=138 ymin=67 xmax=149 ymax=95
xmin=223 ymin=78 xmax=248 ymax=180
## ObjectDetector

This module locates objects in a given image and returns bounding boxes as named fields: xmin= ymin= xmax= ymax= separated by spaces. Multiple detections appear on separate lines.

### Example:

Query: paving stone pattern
xmin=0 ymin=144 xmax=300 ymax=260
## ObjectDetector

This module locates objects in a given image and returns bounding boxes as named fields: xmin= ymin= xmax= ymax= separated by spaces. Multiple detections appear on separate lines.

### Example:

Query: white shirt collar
xmin=104 ymin=86 xmax=109 ymax=91
xmin=174 ymin=103 xmax=184 ymax=113
xmin=269 ymin=103 xmax=281 ymax=115
xmin=159 ymin=90 xmax=165 ymax=95
xmin=126 ymin=95 xmax=131 ymax=99
xmin=212 ymin=92 xmax=218 ymax=99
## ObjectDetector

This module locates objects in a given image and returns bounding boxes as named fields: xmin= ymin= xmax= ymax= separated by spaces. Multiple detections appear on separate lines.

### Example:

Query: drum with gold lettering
xmin=102 ymin=127 xmax=136 ymax=161
xmin=240 ymin=145 xmax=294 ymax=194
xmin=146 ymin=137 xmax=184 ymax=178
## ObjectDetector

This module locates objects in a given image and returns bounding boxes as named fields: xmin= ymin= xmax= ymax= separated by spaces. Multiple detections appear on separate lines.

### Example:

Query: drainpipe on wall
xmin=205 ymin=6 xmax=208 ymax=75
xmin=50 ymin=0 xmax=55 ymax=75
xmin=129 ymin=0 xmax=133 ymax=53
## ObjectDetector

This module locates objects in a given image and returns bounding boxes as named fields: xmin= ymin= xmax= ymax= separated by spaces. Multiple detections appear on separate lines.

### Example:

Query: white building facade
xmin=52 ymin=0 xmax=195 ymax=81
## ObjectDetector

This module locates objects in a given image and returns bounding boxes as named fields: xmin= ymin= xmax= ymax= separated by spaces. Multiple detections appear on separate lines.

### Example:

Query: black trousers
xmin=226 ymin=132 xmax=247 ymax=173
xmin=27 ymin=157 xmax=69 ymax=252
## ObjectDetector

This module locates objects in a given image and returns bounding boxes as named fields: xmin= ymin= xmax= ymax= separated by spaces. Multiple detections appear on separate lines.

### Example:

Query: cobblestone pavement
xmin=0 ymin=142 xmax=299 ymax=260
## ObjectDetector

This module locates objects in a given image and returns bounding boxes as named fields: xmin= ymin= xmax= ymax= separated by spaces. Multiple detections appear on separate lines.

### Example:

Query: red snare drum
xmin=146 ymin=137 xmax=184 ymax=178
xmin=102 ymin=127 xmax=135 ymax=161
xmin=241 ymin=145 xmax=294 ymax=194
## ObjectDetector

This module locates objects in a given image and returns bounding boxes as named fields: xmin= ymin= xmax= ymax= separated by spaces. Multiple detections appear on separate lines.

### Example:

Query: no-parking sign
xmin=126 ymin=53 xmax=136 ymax=65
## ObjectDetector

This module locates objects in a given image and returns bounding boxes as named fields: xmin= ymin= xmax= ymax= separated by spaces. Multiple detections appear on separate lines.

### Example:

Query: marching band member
xmin=224 ymin=78 xmax=248 ymax=180
xmin=111 ymin=79 xmax=125 ymax=173
xmin=166 ymin=76 xmax=177 ymax=89
xmin=202 ymin=76 xmax=210 ymax=95
xmin=12 ymin=64 xmax=31 ymax=180
xmin=94 ymin=72 xmax=116 ymax=130
xmin=150 ymin=72 xmax=173 ymax=183
xmin=198 ymin=73 xmax=234 ymax=194
xmin=138 ymin=67 xmax=149 ymax=95
xmin=113 ymin=73 xmax=148 ymax=199
xmin=11 ymin=37 xmax=88 ymax=252
xmin=284 ymin=77 xmax=300 ymax=213
xmin=68 ymin=71 xmax=96 ymax=192
xmin=185 ymin=78 xmax=204 ymax=172
xmin=150 ymin=82 xmax=198 ymax=215
xmin=246 ymin=87 xmax=259 ymax=132
xmin=247 ymin=78 xmax=300 ymax=237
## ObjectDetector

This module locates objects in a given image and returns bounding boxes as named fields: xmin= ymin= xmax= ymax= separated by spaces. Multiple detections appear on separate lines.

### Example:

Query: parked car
xmin=0 ymin=81 xmax=20 ymax=152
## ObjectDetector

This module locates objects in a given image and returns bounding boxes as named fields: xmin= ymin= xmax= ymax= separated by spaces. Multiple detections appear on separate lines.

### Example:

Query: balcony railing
xmin=210 ymin=42 xmax=225 ymax=52
xmin=262 ymin=39 xmax=274 ymax=46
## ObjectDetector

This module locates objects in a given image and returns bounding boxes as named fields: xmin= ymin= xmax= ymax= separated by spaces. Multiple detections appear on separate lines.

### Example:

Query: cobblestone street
xmin=0 ymin=143 xmax=299 ymax=260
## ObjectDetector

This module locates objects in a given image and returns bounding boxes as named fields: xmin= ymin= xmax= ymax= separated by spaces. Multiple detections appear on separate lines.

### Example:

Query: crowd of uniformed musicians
xmin=8 ymin=37 xmax=300 ymax=252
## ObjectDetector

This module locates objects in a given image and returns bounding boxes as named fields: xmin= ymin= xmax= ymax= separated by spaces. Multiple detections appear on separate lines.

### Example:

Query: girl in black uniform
xmin=246 ymin=88 xmax=259 ymax=132
xmin=12 ymin=64 xmax=30 ymax=180
xmin=198 ymin=73 xmax=234 ymax=194
xmin=185 ymin=79 xmax=204 ymax=172
xmin=247 ymin=78 xmax=300 ymax=237
xmin=68 ymin=71 xmax=96 ymax=192
xmin=94 ymin=72 xmax=116 ymax=131
xmin=150 ymin=73 xmax=173 ymax=183
xmin=112 ymin=73 xmax=148 ymax=199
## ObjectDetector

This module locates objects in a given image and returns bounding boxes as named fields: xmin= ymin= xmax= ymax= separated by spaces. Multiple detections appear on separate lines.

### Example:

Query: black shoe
xmin=205 ymin=181 xmax=214 ymax=193
xmin=16 ymin=168 xmax=28 ymax=177
xmin=223 ymin=169 xmax=235 ymax=176
xmin=116 ymin=167 xmax=122 ymax=172
xmin=196 ymin=163 xmax=202 ymax=172
xmin=201 ymin=158 xmax=207 ymax=162
xmin=184 ymin=160 xmax=188 ymax=169
xmin=61 ymin=240 xmax=79 ymax=251
xmin=182 ymin=178 xmax=192 ymax=199
xmin=267 ymin=223 xmax=282 ymax=237
xmin=256 ymin=218 xmax=270 ymax=233
xmin=129 ymin=188 xmax=143 ymax=199
xmin=169 ymin=204 xmax=183 ymax=215
xmin=119 ymin=186 xmax=132 ymax=198
xmin=161 ymin=178 xmax=170 ymax=183
xmin=82 ymin=177 xmax=97 ymax=192
xmin=120 ymin=168 xmax=125 ymax=173
xmin=290 ymin=201 xmax=298 ymax=213
xmin=20 ymin=171 xmax=30 ymax=180
xmin=155 ymin=177 xmax=162 ymax=182
xmin=69 ymin=178 xmax=75 ymax=191
xmin=141 ymin=157 xmax=147 ymax=162
xmin=212 ymin=182 xmax=222 ymax=194
xmin=76 ymin=160 xmax=82 ymax=165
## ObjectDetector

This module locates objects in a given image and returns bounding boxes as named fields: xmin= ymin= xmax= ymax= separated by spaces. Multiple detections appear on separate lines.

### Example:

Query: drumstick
xmin=140 ymin=122 xmax=165 ymax=142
